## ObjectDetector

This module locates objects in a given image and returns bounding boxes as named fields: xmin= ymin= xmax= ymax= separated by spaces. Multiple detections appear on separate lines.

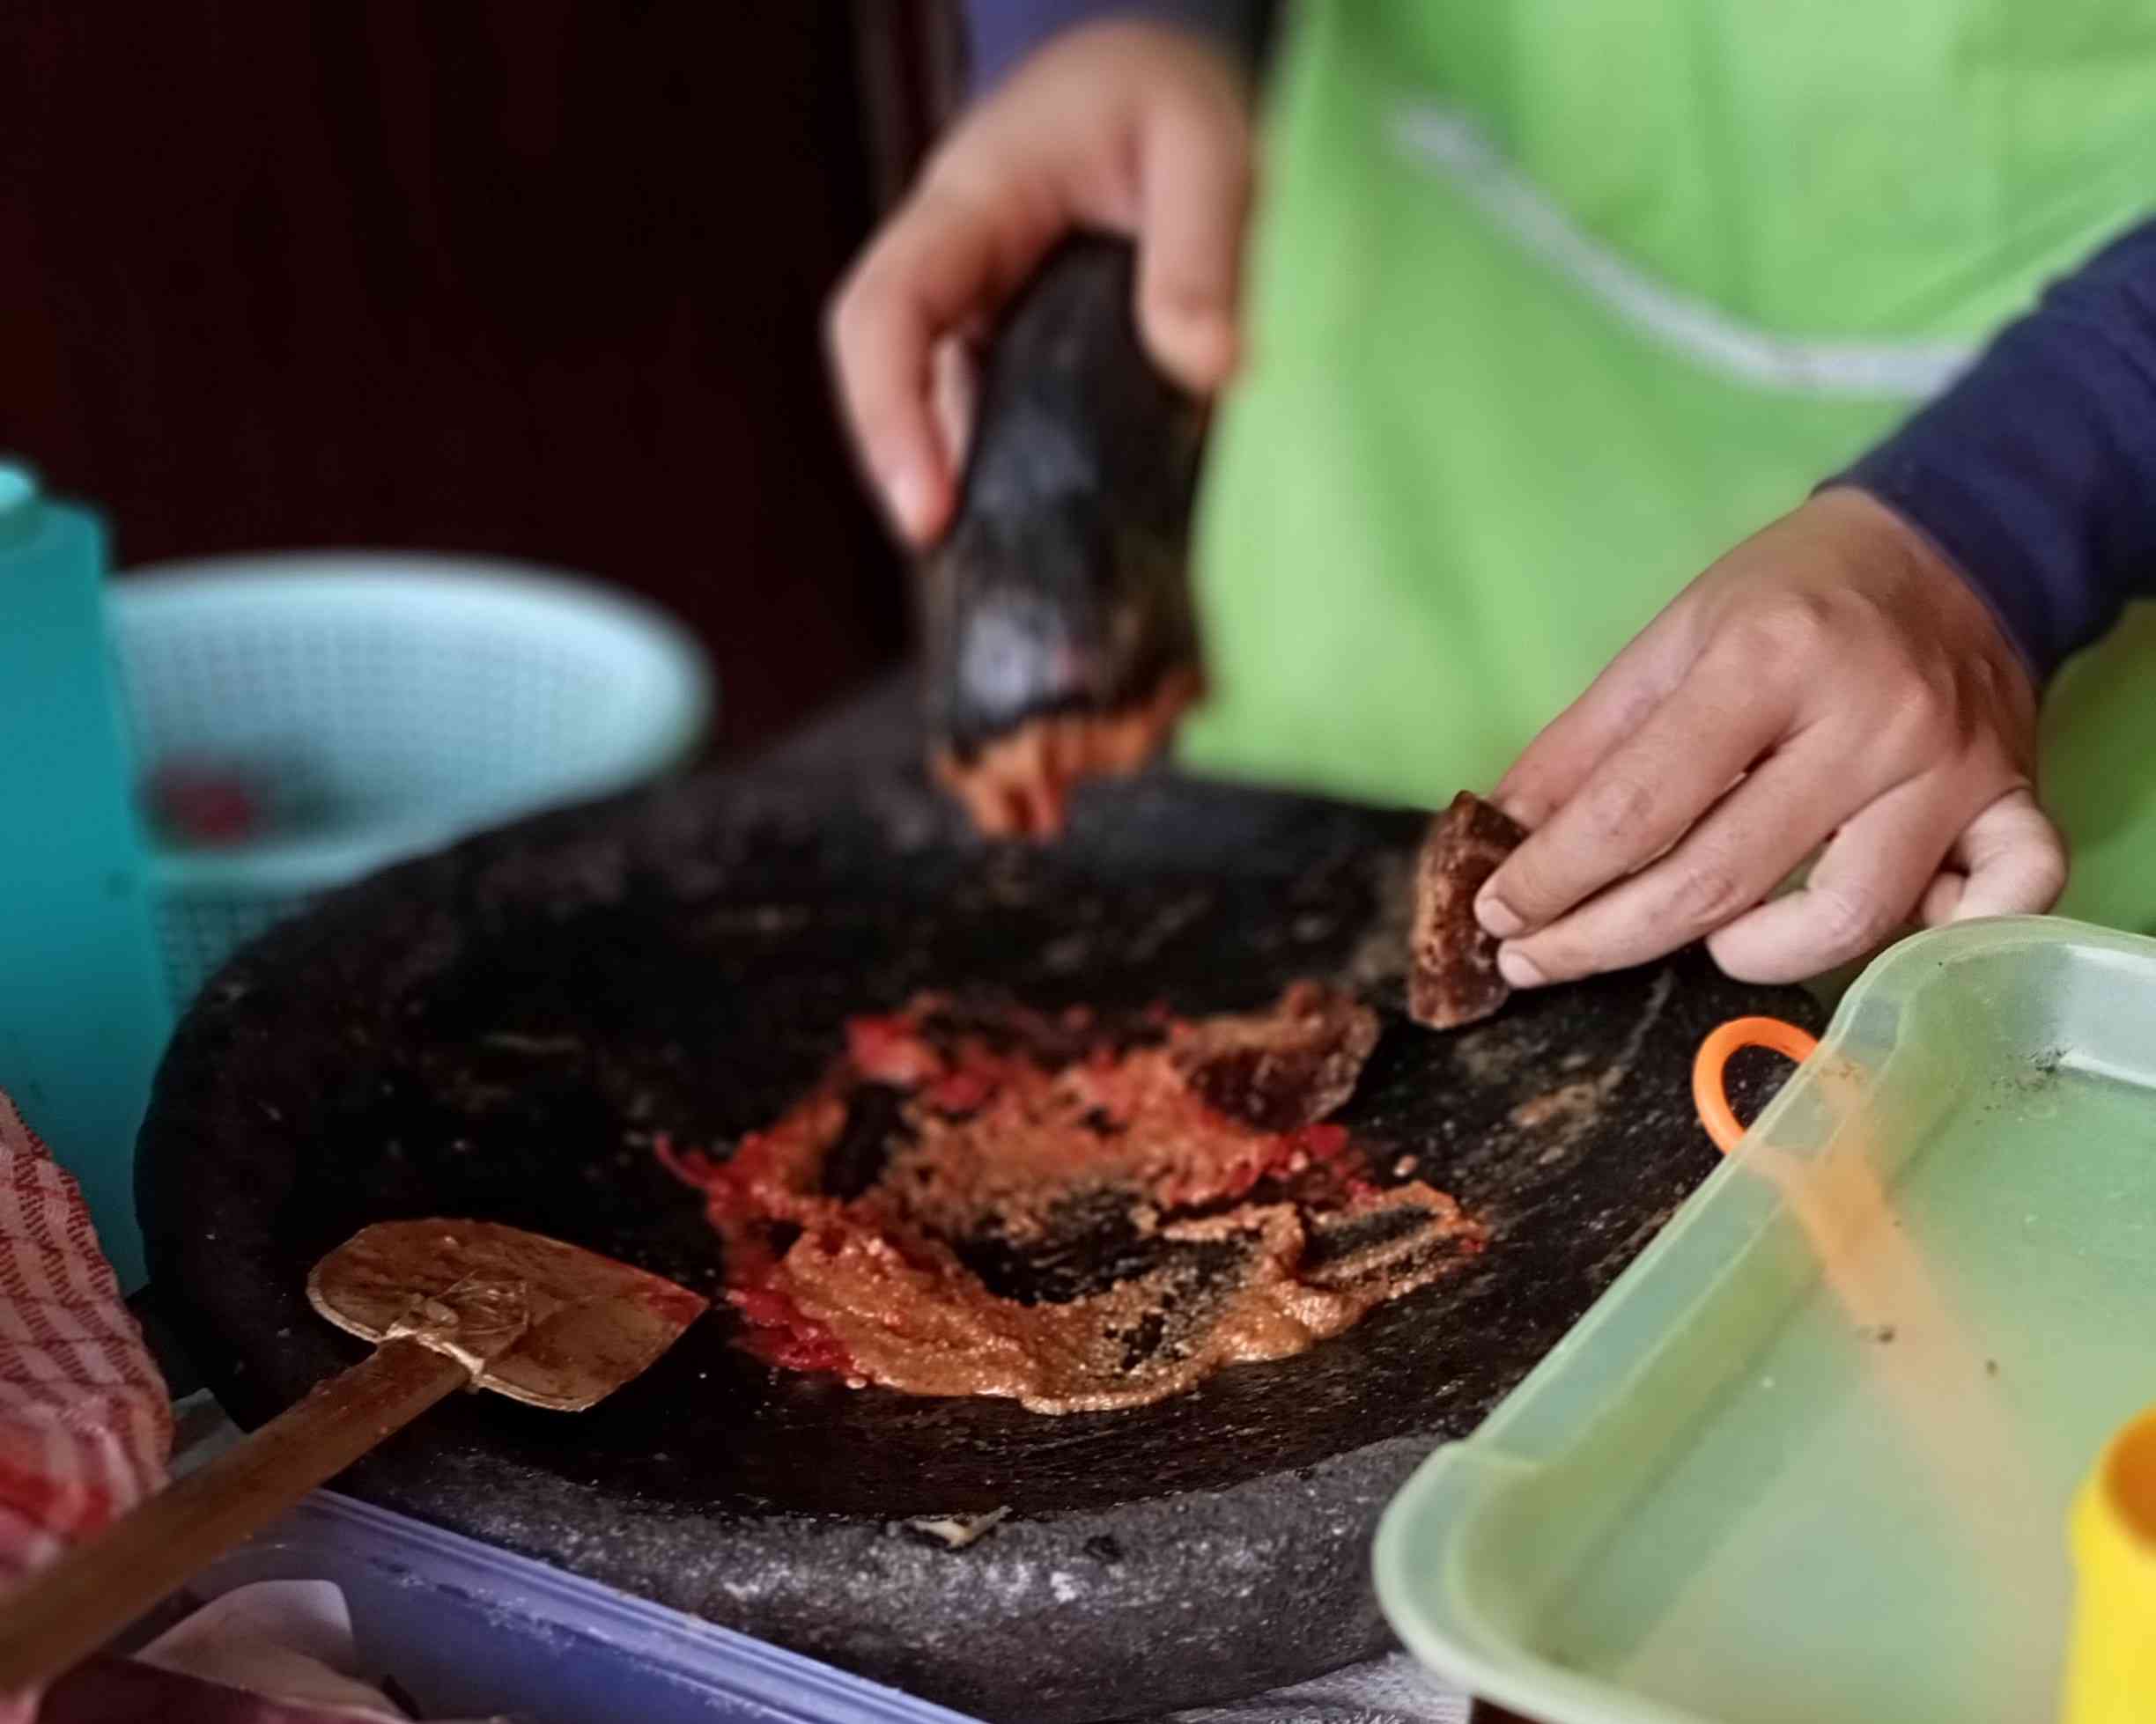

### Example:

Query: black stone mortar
xmin=139 ymin=764 xmax=1816 ymax=1723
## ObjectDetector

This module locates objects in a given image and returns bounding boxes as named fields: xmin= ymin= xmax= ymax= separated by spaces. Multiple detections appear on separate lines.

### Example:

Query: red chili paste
xmin=660 ymin=983 xmax=1484 ymax=1413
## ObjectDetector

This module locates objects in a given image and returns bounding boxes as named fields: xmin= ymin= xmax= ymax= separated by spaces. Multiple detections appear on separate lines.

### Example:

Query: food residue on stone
xmin=658 ymin=984 xmax=1484 ymax=1413
xmin=907 ymin=1508 xmax=1010 ymax=1550
xmin=933 ymin=667 xmax=1205 ymax=841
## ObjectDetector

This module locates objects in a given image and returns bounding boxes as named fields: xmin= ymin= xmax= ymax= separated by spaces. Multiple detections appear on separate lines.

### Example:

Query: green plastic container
xmin=1377 ymin=917 xmax=2156 ymax=1724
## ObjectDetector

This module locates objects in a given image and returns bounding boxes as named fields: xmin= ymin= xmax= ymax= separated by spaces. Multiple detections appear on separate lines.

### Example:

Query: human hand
xmin=826 ymin=19 xmax=1252 ymax=546
xmin=1476 ymin=488 xmax=2066 ymax=987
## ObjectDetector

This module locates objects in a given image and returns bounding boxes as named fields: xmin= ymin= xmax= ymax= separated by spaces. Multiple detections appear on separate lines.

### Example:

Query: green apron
xmin=1180 ymin=0 xmax=2156 ymax=931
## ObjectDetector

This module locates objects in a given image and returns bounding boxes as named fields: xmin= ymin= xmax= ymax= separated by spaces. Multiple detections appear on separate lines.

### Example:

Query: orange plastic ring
xmin=1692 ymin=1017 xmax=1820 ymax=1155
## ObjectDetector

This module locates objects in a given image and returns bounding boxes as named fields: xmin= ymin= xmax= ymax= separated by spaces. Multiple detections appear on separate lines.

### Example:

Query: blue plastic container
xmin=191 ymin=1492 xmax=981 ymax=1724
xmin=0 ymin=464 xmax=171 ymax=1291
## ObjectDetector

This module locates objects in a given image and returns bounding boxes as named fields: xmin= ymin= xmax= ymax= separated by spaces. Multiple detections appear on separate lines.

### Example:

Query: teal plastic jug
xmin=0 ymin=461 xmax=172 ymax=1290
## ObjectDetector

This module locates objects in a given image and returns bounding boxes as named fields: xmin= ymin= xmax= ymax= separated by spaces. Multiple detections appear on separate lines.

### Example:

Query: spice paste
xmin=660 ymin=984 xmax=1484 ymax=1412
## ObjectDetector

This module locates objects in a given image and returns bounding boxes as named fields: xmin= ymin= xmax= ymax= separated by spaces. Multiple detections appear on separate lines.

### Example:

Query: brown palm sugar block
xmin=1409 ymin=792 xmax=1528 ymax=1031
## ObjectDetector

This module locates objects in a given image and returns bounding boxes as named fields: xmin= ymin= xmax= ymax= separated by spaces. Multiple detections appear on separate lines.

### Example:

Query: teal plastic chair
xmin=0 ymin=464 xmax=171 ymax=1290
xmin=0 ymin=466 xmax=714 ymax=1290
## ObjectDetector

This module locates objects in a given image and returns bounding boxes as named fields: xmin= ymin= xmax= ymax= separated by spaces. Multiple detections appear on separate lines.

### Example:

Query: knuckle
xmin=914 ymin=152 xmax=1018 ymax=239
xmin=1875 ymin=683 xmax=1959 ymax=762
xmin=1973 ymin=644 xmax=2041 ymax=726
xmin=2027 ymin=845 xmax=2069 ymax=909
xmin=1578 ymin=772 xmax=1661 ymax=850
xmin=1663 ymin=853 xmax=1756 ymax=932
xmin=1494 ymin=844 xmax=1562 ymax=919
xmin=2003 ymin=807 xmax=2071 ymax=898
xmin=1801 ymin=882 xmax=1899 ymax=961
xmin=1739 ymin=593 xmax=1836 ymax=662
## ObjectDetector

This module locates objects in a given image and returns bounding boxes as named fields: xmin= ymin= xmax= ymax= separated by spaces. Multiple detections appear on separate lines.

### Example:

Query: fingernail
xmin=1477 ymin=891 xmax=1525 ymax=939
xmin=1498 ymin=947 xmax=1546 ymax=989
xmin=1147 ymin=298 xmax=1237 ymax=387
xmin=887 ymin=466 xmax=933 ymax=542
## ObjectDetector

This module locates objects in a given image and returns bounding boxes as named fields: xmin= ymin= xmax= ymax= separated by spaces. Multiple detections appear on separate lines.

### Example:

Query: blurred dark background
xmin=0 ymin=1 xmax=960 ymax=753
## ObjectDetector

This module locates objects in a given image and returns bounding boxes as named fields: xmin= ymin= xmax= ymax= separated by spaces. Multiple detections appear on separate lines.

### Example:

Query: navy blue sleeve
xmin=964 ymin=1 xmax=1266 ymax=99
xmin=1835 ymin=219 xmax=2156 ymax=681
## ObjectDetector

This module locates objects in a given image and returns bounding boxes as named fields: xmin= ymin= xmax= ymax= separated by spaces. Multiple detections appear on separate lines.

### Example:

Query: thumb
xmin=1133 ymin=94 xmax=1251 ymax=394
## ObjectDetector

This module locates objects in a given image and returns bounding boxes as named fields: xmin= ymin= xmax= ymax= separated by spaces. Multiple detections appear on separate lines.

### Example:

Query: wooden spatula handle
xmin=0 ymin=1336 xmax=467 ymax=1694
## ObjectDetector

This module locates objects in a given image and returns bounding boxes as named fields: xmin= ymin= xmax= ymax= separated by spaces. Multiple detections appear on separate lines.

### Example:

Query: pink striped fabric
xmin=0 ymin=1091 xmax=472 ymax=1720
xmin=0 ymin=1088 xmax=172 ymax=1719
xmin=0 ymin=1089 xmax=169 ymax=1576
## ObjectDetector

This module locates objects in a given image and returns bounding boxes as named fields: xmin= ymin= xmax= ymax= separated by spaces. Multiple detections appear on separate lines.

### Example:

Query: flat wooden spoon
xmin=0 ymin=1219 xmax=707 ymax=1692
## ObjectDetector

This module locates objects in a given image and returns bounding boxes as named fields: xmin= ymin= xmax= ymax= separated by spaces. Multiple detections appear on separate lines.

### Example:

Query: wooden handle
xmin=0 ymin=1336 xmax=467 ymax=1693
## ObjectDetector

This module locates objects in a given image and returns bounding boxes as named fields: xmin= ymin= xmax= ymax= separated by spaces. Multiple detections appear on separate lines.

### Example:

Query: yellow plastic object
xmin=2064 ymin=1406 xmax=2156 ymax=1724
xmin=1377 ymin=917 xmax=2156 ymax=1724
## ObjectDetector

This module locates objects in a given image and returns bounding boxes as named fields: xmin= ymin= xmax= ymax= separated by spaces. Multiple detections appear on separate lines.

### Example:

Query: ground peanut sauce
xmin=657 ymin=984 xmax=1486 ymax=1413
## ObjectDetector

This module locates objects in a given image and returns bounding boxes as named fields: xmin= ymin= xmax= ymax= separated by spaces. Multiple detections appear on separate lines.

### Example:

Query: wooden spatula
xmin=0 ymin=1219 xmax=706 ymax=1692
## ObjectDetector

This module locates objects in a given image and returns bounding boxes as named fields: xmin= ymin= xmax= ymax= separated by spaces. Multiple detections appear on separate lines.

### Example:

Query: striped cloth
xmin=0 ymin=1088 xmax=170 ymax=1720
xmin=0 ymin=1089 xmax=519 ymax=1721
xmin=0 ymin=1089 xmax=170 ymax=1576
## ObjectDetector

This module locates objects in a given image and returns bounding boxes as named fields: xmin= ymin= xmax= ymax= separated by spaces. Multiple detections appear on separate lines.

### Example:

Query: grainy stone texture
xmin=140 ymin=727 xmax=1813 ymax=1724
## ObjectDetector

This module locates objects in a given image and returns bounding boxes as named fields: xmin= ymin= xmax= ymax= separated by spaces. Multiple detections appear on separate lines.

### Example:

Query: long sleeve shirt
xmin=963 ymin=2 xmax=2156 ymax=682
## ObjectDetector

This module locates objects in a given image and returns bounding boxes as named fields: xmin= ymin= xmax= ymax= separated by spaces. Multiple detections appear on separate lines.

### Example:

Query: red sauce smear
xmin=656 ymin=988 xmax=1484 ymax=1412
